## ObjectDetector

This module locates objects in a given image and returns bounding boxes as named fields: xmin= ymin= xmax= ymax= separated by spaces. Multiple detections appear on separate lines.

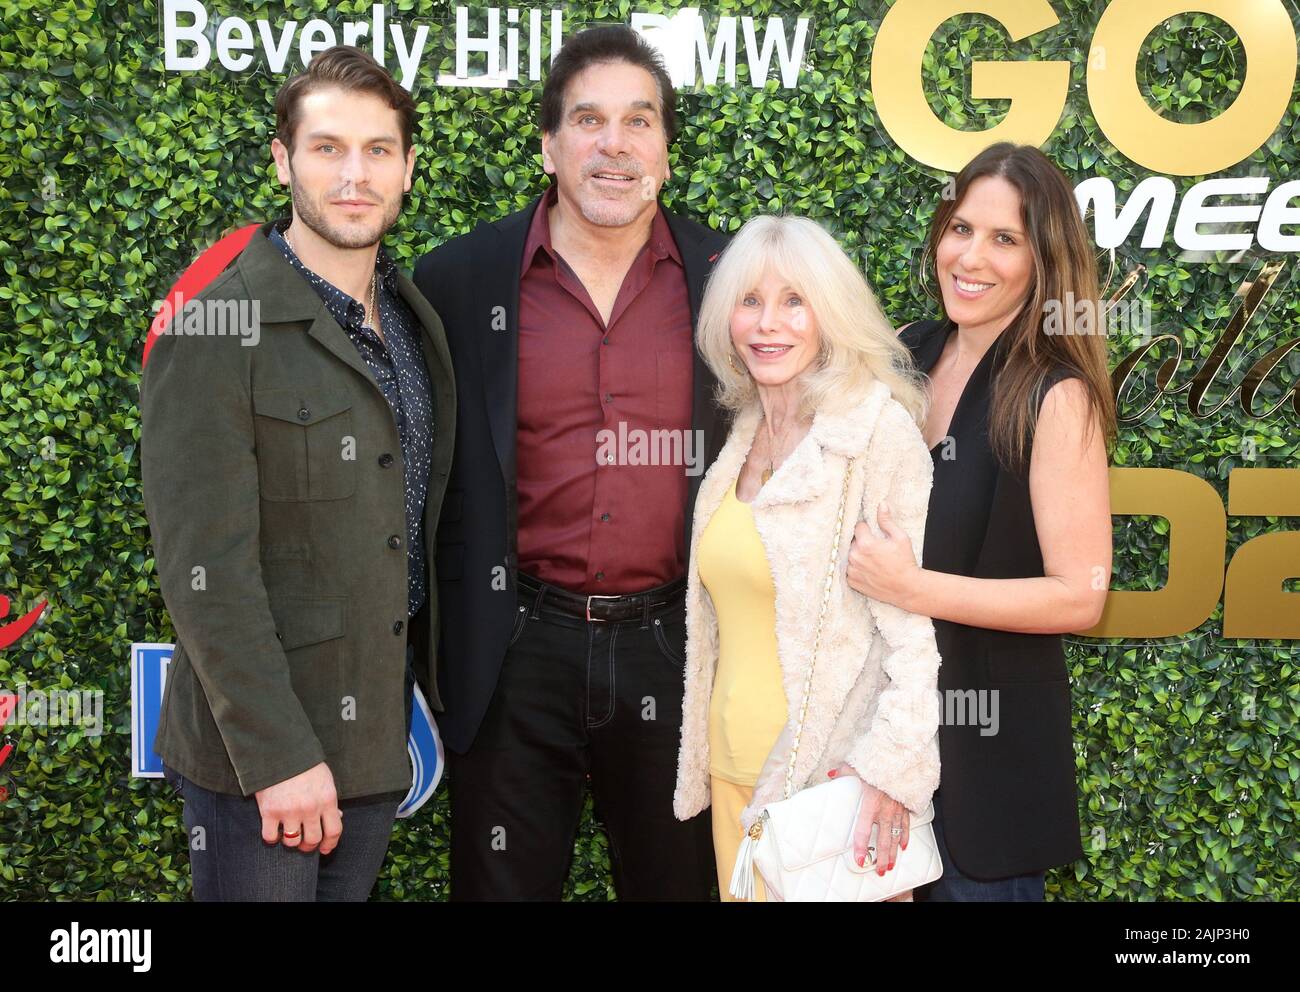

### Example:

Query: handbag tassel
xmin=729 ymin=831 xmax=758 ymax=901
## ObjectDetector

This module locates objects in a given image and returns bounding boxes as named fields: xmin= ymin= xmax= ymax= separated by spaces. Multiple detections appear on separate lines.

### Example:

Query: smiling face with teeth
xmin=540 ymin=60 xmax=670 ymax=229
xmin=935 ymin=174 xmax=1035 ymax=338
xmin=730 ymin=268 xmax=821 ymax=391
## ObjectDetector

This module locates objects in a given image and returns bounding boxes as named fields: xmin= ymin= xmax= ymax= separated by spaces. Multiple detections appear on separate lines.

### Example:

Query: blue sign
xmin=130 ymin=642 xmax=443 ymax=817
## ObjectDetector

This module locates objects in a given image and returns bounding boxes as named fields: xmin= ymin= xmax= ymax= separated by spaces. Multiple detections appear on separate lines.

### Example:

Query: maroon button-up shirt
xmin=515 ymin=186 xmax=695 ymax=594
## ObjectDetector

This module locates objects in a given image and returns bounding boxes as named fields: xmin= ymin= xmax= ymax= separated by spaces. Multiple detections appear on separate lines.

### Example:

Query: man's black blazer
xmin=413 ymin=194 xmax=730 ymax=755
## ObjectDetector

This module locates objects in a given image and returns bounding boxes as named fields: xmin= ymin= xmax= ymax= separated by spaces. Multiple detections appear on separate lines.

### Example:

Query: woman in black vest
xmin=846 ymin=142 xmax=1116 ymax=900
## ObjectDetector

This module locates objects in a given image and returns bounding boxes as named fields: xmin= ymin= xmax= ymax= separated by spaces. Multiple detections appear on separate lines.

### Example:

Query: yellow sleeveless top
xmin=699 ymin=478 xmax=788 ymax=786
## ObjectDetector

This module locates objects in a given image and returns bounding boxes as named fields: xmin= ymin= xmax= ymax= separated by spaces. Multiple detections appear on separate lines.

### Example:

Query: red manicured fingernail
xmin=888 ymin=861 xmax=895 ymax=870
xmin=827 ymin=770 xmax=837 ymax=778
xmin=857 ymin=855 xmax=865 ymax=867
xmin=902 ymin=841 xmax=908 ymax=850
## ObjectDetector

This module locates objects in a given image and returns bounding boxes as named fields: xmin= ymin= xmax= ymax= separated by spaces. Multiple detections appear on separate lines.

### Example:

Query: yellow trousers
xmin=710 ymin=775 xmax=767 ymax=902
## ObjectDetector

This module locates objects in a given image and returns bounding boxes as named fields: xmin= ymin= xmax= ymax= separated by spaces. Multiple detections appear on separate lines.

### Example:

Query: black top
xmin=901 ymin=318 xmax=1086 ymax=880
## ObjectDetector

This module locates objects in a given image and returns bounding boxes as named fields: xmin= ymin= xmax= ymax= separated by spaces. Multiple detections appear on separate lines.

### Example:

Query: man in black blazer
xmin=414 ymin=26 xmax=728 ymax=900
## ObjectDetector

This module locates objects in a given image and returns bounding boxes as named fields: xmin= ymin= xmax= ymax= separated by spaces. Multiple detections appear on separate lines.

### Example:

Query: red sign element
xmin=0 ymin=594 xmax=47 ymax=650
xmin=141 ymin=223 xmax=261 ymax=368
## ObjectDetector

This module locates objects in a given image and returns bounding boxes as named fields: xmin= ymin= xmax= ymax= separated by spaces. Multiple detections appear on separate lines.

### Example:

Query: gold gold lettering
xmin=1224 ymin=469 xmax=1300 ymax=639
xmin=871 ymin=0 xmax=1068 ymax=172
xmin=1083 ymin=468 xmax=1226 ymax=638
xmin=1087 ymin=0 xmax=1295 ymax=176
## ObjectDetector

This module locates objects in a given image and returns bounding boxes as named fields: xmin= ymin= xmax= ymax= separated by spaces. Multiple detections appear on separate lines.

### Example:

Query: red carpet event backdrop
xmin=1 ymin=0 xmax=1297 ymax=899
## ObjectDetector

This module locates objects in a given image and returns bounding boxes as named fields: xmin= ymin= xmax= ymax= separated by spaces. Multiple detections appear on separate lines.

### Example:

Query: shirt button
xmin=604 ymin=453 xmax=615 ymax=464
xmin=600 ymin=512 xmax=611 ymax=522
xmin=379 ymin=453 xmax=394 ymax=467
xmin=297 ymin=408 xmax=310 ymax=421
xmin=393 ymin=620 xmax=404 ymax=635
xmin=603 ymin=393 xmax=614 ymax=403
xmin=595 ymin=571 xmax=605 ymax=581
xmin=602 ymin=337 xmax=609 ymax=345
xmin=388 ymin=534 xmax=402 ymax=549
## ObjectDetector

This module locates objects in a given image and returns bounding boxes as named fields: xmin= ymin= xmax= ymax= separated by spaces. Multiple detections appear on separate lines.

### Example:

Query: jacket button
xmin=297 ymin=408 xmax=310 ymax=421
xmin=393 ymin=620 xmax=404 ymax=635
xmin=275 ymin=631 xmax=282 ymax=641
xmin=379 ymin=452 xmax=394 ymax=467
xmin=388 ymin=534 xmax=402 ymax=549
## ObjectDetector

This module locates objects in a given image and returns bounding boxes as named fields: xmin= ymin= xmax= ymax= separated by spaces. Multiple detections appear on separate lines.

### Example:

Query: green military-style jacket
xmin=140 ymin=221 xmax=456 ymax=799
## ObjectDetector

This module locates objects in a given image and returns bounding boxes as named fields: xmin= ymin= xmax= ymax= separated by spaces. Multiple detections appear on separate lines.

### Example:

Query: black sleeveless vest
xmin=902 ymin=318 xmax=1085 ymax=880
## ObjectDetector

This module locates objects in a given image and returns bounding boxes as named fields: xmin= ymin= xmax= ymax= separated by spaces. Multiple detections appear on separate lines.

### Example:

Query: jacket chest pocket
xmin=252 ymin=388 xmax=357 ymax=501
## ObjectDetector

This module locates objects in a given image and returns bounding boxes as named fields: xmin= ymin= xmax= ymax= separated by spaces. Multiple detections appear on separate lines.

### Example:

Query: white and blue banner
xmin=129 ymin=642 xmax=443 ymax=817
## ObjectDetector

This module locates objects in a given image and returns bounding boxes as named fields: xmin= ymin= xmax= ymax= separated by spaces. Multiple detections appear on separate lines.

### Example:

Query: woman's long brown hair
xmin=923 ymin=142 xmax=1117 ymax=471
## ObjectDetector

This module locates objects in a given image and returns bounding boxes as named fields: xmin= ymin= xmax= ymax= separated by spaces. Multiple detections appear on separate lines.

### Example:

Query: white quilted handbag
xmin=728 ymin=457 xmax=943 ymax=902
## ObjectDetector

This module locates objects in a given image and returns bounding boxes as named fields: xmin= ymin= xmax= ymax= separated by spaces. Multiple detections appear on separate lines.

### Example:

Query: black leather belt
xmin=517 ymin=572 xmax=686 ymax=623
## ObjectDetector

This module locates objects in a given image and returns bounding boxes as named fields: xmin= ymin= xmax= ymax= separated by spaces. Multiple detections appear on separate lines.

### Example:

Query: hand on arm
xmin=848 ymin=377 xmax=1111 ymax=634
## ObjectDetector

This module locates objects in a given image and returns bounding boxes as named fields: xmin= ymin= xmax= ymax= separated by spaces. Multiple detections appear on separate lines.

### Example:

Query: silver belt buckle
xmin=585 ymin=594 xmax=620 ymax=622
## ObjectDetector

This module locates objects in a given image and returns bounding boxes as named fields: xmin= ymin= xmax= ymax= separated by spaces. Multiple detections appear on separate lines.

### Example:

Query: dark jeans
xmin=915 ymin=789 xmax=1046 ymax=902
xmin=447 ymin=585 xmax=714 ymax=901
xmin=161 ymin=643 xmax=416 ymax=902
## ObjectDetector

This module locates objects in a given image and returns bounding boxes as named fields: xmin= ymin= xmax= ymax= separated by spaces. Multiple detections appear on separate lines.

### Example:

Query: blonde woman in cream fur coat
xmin=673 ymin=215 xmax=942 ymax=902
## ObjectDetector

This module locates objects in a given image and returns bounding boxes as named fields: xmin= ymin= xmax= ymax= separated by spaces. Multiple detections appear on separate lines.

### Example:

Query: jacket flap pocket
xmin=253 ymin=388 xmax=352 ymax=426
xmin=270 ymin=596 xmax=346 ymax=651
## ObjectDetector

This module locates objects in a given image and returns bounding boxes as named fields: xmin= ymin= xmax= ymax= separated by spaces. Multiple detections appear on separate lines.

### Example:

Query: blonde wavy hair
xmin=697 ymin=215 xmax=927 ymax=426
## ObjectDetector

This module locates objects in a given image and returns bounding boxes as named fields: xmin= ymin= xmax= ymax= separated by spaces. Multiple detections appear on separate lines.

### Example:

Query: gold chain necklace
xmin=760 ymin=411 xmax=800 ymax=485
xmin=284 ymin=225 xmax=379 ymax=334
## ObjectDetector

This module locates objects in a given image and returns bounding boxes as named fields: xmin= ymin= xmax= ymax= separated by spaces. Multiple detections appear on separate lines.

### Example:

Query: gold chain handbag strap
xmin=781 ymin=456 xmax=856 ymax=800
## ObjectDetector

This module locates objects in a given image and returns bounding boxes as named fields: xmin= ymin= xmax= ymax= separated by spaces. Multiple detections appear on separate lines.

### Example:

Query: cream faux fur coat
xmin=672 ymin=378 xmax=942 ymax=830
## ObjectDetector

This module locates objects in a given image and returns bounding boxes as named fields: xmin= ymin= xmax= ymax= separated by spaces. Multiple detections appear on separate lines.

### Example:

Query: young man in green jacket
xmin=141 ymin=46 xmax=455 ymax=901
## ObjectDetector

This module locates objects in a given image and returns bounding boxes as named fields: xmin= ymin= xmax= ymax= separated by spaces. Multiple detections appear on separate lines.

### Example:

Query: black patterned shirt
xmin=269 ymin=218 xmax=434 ymax=618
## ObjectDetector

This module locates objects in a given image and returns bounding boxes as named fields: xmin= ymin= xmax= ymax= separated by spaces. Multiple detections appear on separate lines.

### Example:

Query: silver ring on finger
xmin=890 ymin=826 xmax=902 ymax=837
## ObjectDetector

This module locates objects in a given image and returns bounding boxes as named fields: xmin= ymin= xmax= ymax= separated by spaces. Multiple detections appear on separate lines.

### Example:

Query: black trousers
xmin=447 ymin=585 xmax=715 ymax=901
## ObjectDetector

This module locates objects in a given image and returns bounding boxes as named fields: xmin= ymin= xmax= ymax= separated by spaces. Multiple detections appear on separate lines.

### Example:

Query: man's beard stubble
xmin=288 ymin=168 xmax=401 ymax=250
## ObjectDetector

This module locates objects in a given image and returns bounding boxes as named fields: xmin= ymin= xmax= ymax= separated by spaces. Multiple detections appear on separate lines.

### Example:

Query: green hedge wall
xmin=0 ymin=0 xmax=1296 ymax=900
